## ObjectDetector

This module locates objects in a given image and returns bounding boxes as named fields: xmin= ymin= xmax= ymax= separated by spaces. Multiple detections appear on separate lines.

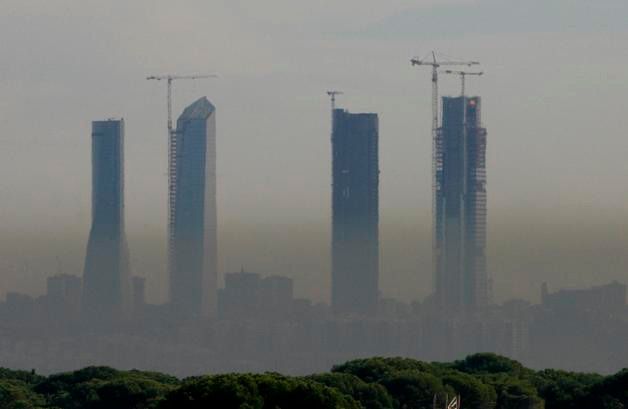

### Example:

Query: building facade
xmin=434 ymin=96 xmax=488 ymax=311
xmin=170 ymin=97 xmax=217 ymax=317
xmin=82 ymin=119 xmax=131 ymax=320
xmin=331 ymin=108 xmax=379 ymax=316
xmin=217 ymin=270 xmax=294 ymax=321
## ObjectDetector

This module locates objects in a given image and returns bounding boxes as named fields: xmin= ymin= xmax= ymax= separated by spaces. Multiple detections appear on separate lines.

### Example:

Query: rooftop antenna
xmin=326 ymin=90 xmax=343 ymax=112
xmin=326 ymin=90 xmax=343 ymax=137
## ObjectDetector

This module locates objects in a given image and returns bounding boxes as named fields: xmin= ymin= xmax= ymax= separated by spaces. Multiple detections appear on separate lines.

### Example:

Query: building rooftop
xmin=93 ymin=118 xmax=124 ymax=124
xmin=179 ymin=97 xmax=215 ymax=120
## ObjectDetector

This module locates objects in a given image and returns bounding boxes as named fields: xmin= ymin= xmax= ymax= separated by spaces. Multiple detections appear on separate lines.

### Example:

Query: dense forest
xmin=1 ymin=354 xmax=627 ymax=408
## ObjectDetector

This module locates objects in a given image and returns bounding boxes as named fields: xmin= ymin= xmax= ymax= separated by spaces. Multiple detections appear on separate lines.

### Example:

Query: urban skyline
xmin=5 ymin=2 xmax=627 ymax=233
xmin=0 ymin=70 xmax=626 ymax=377
xmin=3 ymin=62 xmax=624 ymax=305
xmin=77 ymin=84 xmax=484 ymax=319
xmin=3 ymin=4 xmax=628 ymax=406
xmin=3 ymin=38 xmax=627 ymax=306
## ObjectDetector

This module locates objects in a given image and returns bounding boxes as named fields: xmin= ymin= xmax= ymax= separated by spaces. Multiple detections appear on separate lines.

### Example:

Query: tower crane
xmin=442 ymin=70 xmax=483 ymax=97
xmin=146 ymin=74 xmax=218 ymax=138
xmin=410 ymin=52 xmax=480 ymax=194
xmin=441 ymin=70 xmax=484 ymax=212
xmin=410 ymin=52 xmax=479 ymax=133
xmin=146 ymin=73 xmax=217 ymax=267
xmin=411 ymin=53 xmax=480 ymax=290
xmin=441 ymin=69 xmax=483 ymax=131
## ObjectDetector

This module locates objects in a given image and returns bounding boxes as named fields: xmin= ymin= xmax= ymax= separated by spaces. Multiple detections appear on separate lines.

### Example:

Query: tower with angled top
xmin=169 ymin=97 xmax=218 ymax=318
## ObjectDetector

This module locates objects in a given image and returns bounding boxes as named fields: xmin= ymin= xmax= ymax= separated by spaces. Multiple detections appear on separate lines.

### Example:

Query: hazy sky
xmin=1 ymin=0 xmax=627 ymax=303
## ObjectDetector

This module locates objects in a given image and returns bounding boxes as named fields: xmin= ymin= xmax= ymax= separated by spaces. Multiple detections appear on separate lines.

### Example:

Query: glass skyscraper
xmin=434 ymin=96 xmax=488 ymax=311
xmin=169 ymin=97 xmax=218 ymax=317
xmin=82 ymin=119 xmax=131 ymax=321
xmin=331 ymin=108 xmax=380 ymax=316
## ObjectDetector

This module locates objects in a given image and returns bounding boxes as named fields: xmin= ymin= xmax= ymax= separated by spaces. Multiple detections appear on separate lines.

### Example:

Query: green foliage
xmin=579 ymin=369 xmax=628 ymax=408
xmin=452 ymin=353 xmax=530 ymax=378
xmin=159 ymin=373 xmax=360 ymax=409
xmin=380 ymin=370 xmax=453 ymax=409
xmin=332 ymin=357 xmax=435 ymax=383
xmin=159 ymin=374 xmax=262 ymax=409
xmin=491 ymin=378 xmax=544 ymax=409
xmin=308 ymin=372 xmax=394 ymax=409
xmin=0 ymin=379 xmax=45 ymax=408
xmin=0 ymin=355 xmax=626 ymax=408
xmin=441 ymin=371 xmax=497 ymax=409
xmin=0 ymin=368 xmax=44 ymax=385
xmin=533 ymin=369 xmax=602 ymax=409
xmin=35 ymin=366 xmax=178 ymax=409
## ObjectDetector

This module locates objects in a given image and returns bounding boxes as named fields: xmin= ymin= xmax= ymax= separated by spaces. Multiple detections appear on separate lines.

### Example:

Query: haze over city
xmin=2 ymin=0 xmax=627 ymax=306
xmin=1 ymin=0 xmax=628 ymax=381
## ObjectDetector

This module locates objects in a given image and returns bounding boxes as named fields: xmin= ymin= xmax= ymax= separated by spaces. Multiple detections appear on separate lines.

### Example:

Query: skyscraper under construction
xmin=169 ymin=97 xmax=218 ymax=318
xmin=434 ymin=96 xmax=488 ymax=311
xmin=82 ymin=119 xmax=131 ymax=321
xmin=331 ymin=108 xmax=379 ymax=316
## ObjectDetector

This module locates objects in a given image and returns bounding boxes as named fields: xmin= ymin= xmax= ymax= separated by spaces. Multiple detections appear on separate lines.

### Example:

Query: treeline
xmin=1 ymin=354 xmax=627 ymax=408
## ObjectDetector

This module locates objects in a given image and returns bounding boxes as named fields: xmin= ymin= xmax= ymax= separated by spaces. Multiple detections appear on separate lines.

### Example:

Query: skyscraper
xmin=169 ymin=97 xmax=217 ymax=317
xmin=82 ymin=119 xmax=131 ymax=320
xmin=434 ymin=96 xmax=488 ymax=311
xmin=331 ymin=108 xmax=379 ymax=316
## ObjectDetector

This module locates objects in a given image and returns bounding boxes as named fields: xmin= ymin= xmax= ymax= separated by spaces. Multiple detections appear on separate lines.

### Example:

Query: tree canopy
xmin=0 ymin=354 xmax=624 ymax=408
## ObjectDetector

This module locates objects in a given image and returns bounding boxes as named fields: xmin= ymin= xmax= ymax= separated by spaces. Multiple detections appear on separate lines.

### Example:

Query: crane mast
xmin=146 ymin=73 xmax=217 ymax=275
xmin=411 ymin=52 xmax=479 ymax=134
xmin=326 ymin=90 xmax=343 ymax=134
xmin=146 ymin=74 xmax=218 ymax=136
xmin=410 ymin=52 xmax=480 ymax=197
xmin=441 ymin=69 xmax=484 ymax=160
xmin=410 ymin=53 xmax=480 ymax=191
xmin=442 ymin=70 xmax=483 ymax=97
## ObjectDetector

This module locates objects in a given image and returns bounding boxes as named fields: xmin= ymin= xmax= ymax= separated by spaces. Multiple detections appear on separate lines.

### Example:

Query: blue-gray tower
xmin=170 ymin=97 xmax=218 ymax=318
xmin=82 ymin=119 xmax=131 ymax=320
xmin=434 ymin=96 xmax=488 ymax=311
xmin=331 ymin=108 xmax=380 ymax=316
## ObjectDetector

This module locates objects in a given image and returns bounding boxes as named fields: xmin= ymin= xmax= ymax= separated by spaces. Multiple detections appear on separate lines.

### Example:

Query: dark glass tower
xmin=82 ymin=119 xmax=131 ymax=320
xmin=434 ymin=96 xmax=488 ymax=311
xmin=170 ymin=97 xmax=217 ymax=318
xmin=331 ymin=108 xmax=379 ymax=316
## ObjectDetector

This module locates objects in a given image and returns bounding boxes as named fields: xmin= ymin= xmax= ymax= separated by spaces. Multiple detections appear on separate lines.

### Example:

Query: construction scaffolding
xmin=434 ymin=95 xmax=489 ymax=310
xmin=410 ymin=53 xmax=482 ymax=310
xmin=146 ymin=74 xmax=217 ymax=296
